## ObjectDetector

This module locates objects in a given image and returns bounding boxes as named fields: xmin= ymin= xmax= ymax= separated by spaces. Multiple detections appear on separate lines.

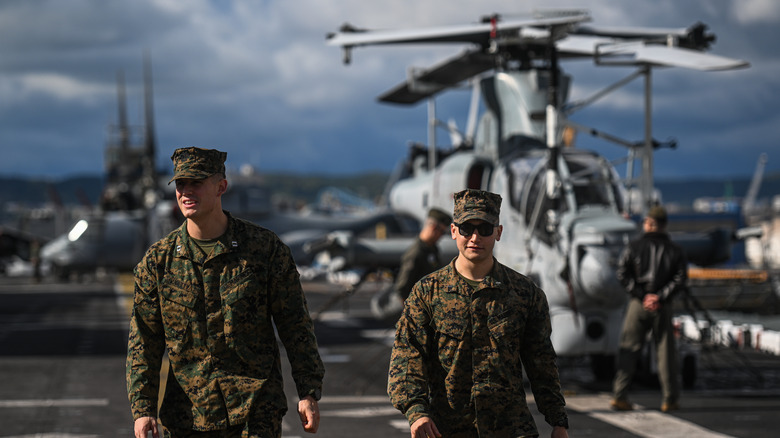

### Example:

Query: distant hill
xmin=0 ymin=175 xmax=105 ymax=208
xmin=1 ymin=171 xmax=779 ymax=212
xmin=0 ymin=172 xmax=390 ymax=210
xmin=656 ymin=172 xmax=780 ymax=210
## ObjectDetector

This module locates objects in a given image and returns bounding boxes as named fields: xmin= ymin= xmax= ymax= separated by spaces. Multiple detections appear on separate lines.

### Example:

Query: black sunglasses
xmin=455 ymin=222 xmax=495 ymax=237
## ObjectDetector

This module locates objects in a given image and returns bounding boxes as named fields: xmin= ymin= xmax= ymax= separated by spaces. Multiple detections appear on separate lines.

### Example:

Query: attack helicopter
xmin=318 ymin=10 xmax=748 ymax=378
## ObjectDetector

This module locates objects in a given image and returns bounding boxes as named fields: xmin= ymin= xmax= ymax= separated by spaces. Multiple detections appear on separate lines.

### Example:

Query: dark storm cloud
xmin=0 ymin=0 xmax=777 ymax=180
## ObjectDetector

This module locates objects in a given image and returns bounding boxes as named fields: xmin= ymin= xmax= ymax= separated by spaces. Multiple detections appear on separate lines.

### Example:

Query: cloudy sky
xmin=1 ymin=0 xmax=778 ymax=182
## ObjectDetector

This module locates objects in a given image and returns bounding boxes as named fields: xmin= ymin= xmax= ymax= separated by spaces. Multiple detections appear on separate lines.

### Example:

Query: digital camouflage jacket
xmin=126 ymin=212 xmax=324 ymax=431
xmin=388 ymin=259 xmax=568 ymax=437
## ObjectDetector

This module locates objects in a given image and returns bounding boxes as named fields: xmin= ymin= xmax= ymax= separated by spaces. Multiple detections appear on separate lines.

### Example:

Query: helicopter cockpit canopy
xmin=509 ymin=148 xmax=625 ymax=242
xmin=563 ymin=150 xmax=626 ymax=211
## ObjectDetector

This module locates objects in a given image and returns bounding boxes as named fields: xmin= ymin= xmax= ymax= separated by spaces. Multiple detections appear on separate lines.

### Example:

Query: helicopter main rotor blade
xmin=326 ymin=14 xmax=590 ymax=49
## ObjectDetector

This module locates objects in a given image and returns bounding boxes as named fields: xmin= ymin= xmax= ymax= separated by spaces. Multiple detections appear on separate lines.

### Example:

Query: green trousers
xmin=612 ymin=298 xmax=680 ymax=405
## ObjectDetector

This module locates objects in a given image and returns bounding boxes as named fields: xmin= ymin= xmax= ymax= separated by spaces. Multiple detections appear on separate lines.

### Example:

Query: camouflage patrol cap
xmin=453 ymin=189 xmax=502 ymax=225
xmin=427 ymin=207 xmax=452 ymax=227
xmin=168 ymin=147 xmax=227 ymax=184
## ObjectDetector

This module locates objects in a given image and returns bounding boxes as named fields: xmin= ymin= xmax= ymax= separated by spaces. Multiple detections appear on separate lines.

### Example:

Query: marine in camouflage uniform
xmin=388 ymin=189 xmax=569 ymax=438
xmin=126 ymin=147 xmax=324 ymax=437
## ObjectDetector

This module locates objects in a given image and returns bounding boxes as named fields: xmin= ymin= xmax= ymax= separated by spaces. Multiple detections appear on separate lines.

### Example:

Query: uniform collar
xmin=173 ymin=210 xmax=242 ymax=261
xmin=446 ymin=257 xmax=505 ymax=295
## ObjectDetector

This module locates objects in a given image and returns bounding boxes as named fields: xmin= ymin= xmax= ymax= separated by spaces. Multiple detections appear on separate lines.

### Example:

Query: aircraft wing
xmin=326 ymin=14 xmax=591 ymax=48
xmin=301 ymin=232 xmax=459 ymax=272
xmin=0 ymin=226 xmax=49 ymax=259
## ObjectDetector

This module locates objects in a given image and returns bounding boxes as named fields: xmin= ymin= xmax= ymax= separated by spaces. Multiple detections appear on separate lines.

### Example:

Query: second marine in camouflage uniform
xmin=388 ymin=189 xmax=568 ymax=437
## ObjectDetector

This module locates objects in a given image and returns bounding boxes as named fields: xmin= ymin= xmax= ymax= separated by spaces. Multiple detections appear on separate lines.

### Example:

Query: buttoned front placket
xmin=470 ymin=280 xmax=496 ymax=436
xmin=201 ymin=243 xmax=227 ymax=375
xmin=181 ymin=233 xmax=235 ymax=429
xmin=160 ymin=234 xmax=228 ymax=430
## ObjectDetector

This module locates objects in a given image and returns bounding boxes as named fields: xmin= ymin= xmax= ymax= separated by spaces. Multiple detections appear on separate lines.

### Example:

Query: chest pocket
xmin=431 ymin=295 xmax=469 ymax=369
xmin=488 ymin=309 xmax=523 ymax=343
xmin=487 ymin=300 xmax=526 ymax=369
xmin=160 ymin=278 xmax=199 ymax=354
xmin=221 ymin=267 xmax=269 ymax=361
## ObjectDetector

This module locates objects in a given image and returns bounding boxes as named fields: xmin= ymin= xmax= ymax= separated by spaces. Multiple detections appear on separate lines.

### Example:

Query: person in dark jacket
xmin=611 ymin=205 xmax=687 ymax=413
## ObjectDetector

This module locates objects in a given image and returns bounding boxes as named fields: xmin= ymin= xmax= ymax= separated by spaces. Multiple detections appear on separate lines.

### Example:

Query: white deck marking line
xmin=4 ymin=434 xmax=100 ymax=438
xmin=318 ymin=395 xmax=402 ymax=420
xmin=320 ymin=405 xmax=399 ymax=418
xmin=319 ymin=395 xmax=391 ymax=403
xmin=0 ymin=398 xmax=109 ymax=408
xmin=389 ymin=419 xmax=410 ymax=432
xmin=565 ymin=394 xmax=735 ymax=438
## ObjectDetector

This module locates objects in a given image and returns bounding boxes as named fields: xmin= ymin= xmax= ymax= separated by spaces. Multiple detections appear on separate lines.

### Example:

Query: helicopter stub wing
xmin=326 ymin=14 xmax=591 ymax=49
xmin=379 ymin=50 xmax=495 ymax=104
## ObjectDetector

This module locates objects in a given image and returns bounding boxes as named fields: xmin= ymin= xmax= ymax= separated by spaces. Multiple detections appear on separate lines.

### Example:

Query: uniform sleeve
xmin=393 ymin=244 xmax=420 ymax=300
xmin=268 ymin=237 xmax=325 ymax=400
xmin=520 ymin=283 xmax=568 ymax=428
xmin=126 ymin=257 xmax=166 ymax=420
xmin=388 ymin=281 xmax=432 ymax=425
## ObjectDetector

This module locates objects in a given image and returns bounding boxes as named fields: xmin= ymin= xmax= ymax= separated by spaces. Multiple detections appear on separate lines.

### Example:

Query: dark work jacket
xmin=617 ymin=231 xmax=688 ymax=303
